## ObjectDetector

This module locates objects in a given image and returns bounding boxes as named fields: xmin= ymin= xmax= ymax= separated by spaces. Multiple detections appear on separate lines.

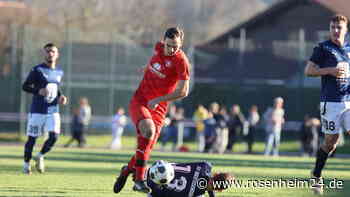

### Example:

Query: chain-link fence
xmin=0 ymin=24 xmax=195 ymax=136
xmin=190 ymin=28 xmax=323 ymax=121
xmin=0 ymin=24 xmax=329 ymax=139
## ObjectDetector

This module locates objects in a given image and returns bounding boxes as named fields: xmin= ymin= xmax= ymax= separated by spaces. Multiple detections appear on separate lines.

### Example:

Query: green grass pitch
xmin=0 ymin=136 xmax=349 ymax=197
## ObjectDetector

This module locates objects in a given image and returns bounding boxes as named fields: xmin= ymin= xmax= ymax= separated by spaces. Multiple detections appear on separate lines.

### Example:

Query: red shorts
xmin=129 ymin=97 xmax=165 ymax=134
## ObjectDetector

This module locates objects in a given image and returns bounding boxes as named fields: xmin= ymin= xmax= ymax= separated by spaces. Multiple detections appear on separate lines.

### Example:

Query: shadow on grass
xmin=2 ymin=151 xmax=350 ymax=174
xmin=62 ymin=151 xmax=350 ymax=169
xmin=0 ymin=163 xmax=117 ymax=175
xmin=0 ymin=186 xmax=66 ymax=197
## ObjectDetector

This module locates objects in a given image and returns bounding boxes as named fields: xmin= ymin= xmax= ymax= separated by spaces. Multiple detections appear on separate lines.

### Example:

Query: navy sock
xmin=24 ymin=136 xmax=37 ymax=162
xmin=313 ymin=148 xmax=329 ymax=178
xmin=40 ymin=132 xmax=58 ymax=155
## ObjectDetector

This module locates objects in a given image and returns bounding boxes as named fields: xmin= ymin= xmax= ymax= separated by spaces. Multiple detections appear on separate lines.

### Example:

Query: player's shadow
xmin=1 ymin=150 xmax=349 ymax=174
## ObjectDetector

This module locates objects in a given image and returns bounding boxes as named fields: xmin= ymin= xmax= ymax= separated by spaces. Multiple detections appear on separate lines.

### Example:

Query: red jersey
xmin=133 ymin=42 xmax=190 ymax=116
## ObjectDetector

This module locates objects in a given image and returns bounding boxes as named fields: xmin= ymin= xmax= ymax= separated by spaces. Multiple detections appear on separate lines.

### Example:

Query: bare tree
xmin=21 ymin=0 xmax=268 ymax=44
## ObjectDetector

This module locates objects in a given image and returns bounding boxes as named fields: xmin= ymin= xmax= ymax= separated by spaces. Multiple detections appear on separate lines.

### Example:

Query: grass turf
xmin=0 ymin=135 xmax=349 ymax=197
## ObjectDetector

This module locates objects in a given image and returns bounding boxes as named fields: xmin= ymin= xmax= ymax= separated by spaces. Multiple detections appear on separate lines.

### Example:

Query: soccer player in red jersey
xmin=113 ymin=27 xmax=190 ymax=194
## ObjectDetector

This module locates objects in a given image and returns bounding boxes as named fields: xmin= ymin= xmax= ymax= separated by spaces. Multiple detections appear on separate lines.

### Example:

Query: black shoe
xmin=133 ymin=180 xmax=150 ymax=193
xmin=113 ymin=166 xmax=130 ymax=193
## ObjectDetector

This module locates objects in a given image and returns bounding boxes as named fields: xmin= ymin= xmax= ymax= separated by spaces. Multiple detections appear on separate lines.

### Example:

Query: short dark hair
xmin=164 ymin=27 xmax=184 ymax=41
xmin=331 ymin=14 xmax=348 ymax=25
xmin=43 ymin=43 xmax=57 ymax=49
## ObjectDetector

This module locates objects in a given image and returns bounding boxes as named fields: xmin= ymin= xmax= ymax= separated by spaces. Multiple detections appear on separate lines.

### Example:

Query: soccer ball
xmin=149 ymin=160 xmax=175 ymax=185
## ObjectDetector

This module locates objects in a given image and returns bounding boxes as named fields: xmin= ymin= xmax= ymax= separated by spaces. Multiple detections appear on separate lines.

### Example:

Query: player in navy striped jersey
xmin=22 ymin=43 xmax=67 ymax=174
xmin=146 ymin=162 xmax=233 ymax=197
xmin=305 ymin=14 xmax=350 ymax=195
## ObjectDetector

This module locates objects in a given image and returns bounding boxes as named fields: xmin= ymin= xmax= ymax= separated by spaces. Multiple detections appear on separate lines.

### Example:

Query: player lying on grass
xmin=115 ymin=160 xmax=234 ymax=197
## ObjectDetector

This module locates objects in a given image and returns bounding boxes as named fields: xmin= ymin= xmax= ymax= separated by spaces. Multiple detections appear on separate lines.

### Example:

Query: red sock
xmin=135 ymin=136 xmax=152 ymax=181
xmin=122 ymin=156 xmax=136 ymax=176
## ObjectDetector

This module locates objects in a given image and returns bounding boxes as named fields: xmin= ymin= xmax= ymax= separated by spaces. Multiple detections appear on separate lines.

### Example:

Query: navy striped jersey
xmin=147 ymin=162 xmax=215 ymax=197
xmin=22 ymin=63 xmax=64 ymax=114
xmin=310 ymin=40 xmax=350 ymax=102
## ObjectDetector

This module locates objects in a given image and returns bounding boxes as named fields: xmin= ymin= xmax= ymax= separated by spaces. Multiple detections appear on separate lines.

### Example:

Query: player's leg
xmin=113 ymin=159 xmax=136 ymax=193
xmin=311 ymin=133 xmax=339 ymax=195
xmin=35 ymin=113 xmax=60 ymax=173
xmin=313 ymin=134 xmax=339 ymax=176
xmin=133 ymin=118 xmax=157 ymax=193
xmin=39 ymin=132 xmax=59 ymax=156
xmin=23 ymin=136 xmax=37 ymax=174
xmin=114 ymin=100 xmax=152 ymax=193
xmin=311 ymin=102 xmax=342 ymax=195
xmin=23 ymin=113 xmax=43 ymax=174
xmin=114 ymin=122 xmax=155 ymax=194
xmin=34 ymin=132 xmax=58 ymax=173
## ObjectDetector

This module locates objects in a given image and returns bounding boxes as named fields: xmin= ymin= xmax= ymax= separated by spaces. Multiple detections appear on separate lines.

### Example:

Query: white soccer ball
xmin=149 ymin=160 xmax=175 ymax=185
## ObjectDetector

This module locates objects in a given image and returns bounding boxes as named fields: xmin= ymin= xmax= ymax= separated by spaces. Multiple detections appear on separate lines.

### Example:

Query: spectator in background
xmin=110 ymin=107 xmax=128 ymax=150
xmin=161 ymin=105 xmax=178 ymax=151
xmin=64 ymin=108 xmax=84 ymax=148
xmin=226 ymin=104 xmax=245 ymax=153
xmin=203 ymin=111 xmax=217 ymax=153
xmin=300 ymin=115 xmax=320 ymax=157
xmin=77 ymin=97 xmax=92 ymax=148
xmin=192 ymin=104 xmax=208 ymax=152
xmin=175 ymin=107 xmax=186 ymax=149
xmin=263 ymin=97 xmax=285 ymax=157
xmin=161 ymin=106 xmax=186 ymax=151
xmin=212 ymin=107 xmax=229 ymax=154
xmin=245 ymin=105 xmax=260 ymax=154
xmin=209 ymin=102 xmax=228 ymax=152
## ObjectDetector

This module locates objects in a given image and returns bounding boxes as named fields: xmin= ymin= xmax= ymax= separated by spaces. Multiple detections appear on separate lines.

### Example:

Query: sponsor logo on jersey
xmin=153 ymin=63 xmax=161 ymax=71
xmin=150 ymin=62 xmax=166 ymax=78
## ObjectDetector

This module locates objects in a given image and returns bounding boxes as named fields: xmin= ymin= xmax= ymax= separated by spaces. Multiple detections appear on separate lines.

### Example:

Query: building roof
xmin=315 ymin=0 xmax=350 ymax=18
xmin=202 ymin=0 xmax=329 ymax=46
xmin=194 ymin=0 xmax=334 ymax=83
